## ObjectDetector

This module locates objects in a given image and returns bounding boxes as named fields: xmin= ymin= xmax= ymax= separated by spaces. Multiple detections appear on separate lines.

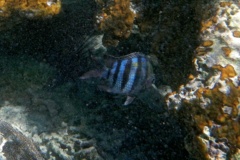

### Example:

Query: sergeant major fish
xmin=80 ymin=52 xmax=155 ymax=105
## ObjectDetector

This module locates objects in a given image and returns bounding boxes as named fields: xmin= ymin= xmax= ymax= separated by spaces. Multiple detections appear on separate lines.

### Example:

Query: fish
xmin=80 ymin=52 xmax=156 ymax=105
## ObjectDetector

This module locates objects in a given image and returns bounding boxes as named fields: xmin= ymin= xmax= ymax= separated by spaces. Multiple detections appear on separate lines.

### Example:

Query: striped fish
xmin=80 ymin=52 xmax=155 ymax=105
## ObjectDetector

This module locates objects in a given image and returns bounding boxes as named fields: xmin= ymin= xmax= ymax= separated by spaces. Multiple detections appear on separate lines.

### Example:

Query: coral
xmin=0 ymin=0 xmax=61 ymax=18
xmin=167 ymin=1 xmax=240 ymax=159
xmin=0 ymin=0 xmax=61 ymax=31
xmin=0 ymin=120 xmax=44 ymax=160
xmin=0 ymin=54 xmax=103 ymax=159
xmin=96 ymin=0 xmax=135 ymax=46
xmin=95 ymin=0 xmax=199 ymax=89
xmin=132 ymin=0 xmax=200 ymax=90
xmin=197 ymin=80 xmax=240 ymax=149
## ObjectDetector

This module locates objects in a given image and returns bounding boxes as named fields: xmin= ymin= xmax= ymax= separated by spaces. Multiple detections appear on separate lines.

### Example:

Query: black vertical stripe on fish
xmin=111 ymin=60 xmax=121 ymax=87
xmin=125 ymin=56 xmax=142 ymax=93
xmin=113 ymin=59 xmax=128 ymax=93
xmin=146 ymin=59 xmax=150 ymax=84
xmin=106 ymin=68 xmax=111 ymax=79
xmin=121 ymin=59 xmax=132 ymax=91
xmin=101 ymin=68 xmax=110 ymax=79
xmin=132 ymin=56 xmax=143 ymax=92
xmin=141 ymin=56 xmax=148 ymax=83
xmin=133 ymin=56 xmax=148 ymax=92
xmin=122 ymin=57 xmax=139 ymax=93
xmin=108 ymin=61 xmax=118 ymax=86
xmin=144 ymin=57 xmax=149 ymax=83
xmin=80 ymin=52 xmax=156 ymax=105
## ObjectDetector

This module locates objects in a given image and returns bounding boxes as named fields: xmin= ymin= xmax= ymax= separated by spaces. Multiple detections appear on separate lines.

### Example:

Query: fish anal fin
xmin=80 ymin=69 xmax=104 ymax=79
xmin=124 ymin=96 xmax=135 ymax=106
xmin=145 ymin=75 xmax=155 ymax=88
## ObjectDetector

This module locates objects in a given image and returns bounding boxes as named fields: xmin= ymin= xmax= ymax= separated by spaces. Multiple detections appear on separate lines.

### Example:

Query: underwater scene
xmin=0 ymin=0 xmax=240 ymax=160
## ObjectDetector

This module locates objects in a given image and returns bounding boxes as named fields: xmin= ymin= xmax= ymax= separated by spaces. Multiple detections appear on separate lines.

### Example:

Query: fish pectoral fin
xmin=124 ymin=96 xmax=135 ymax=106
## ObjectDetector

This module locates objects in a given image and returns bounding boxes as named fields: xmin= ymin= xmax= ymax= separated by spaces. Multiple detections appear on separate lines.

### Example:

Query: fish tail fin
xmin=98 ymin=85 xmax=112 ymax=93
xmin=80 ymin=69 xmax=107 ymax=79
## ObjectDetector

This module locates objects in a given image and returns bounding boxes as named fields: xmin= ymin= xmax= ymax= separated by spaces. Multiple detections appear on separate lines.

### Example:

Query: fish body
xmin=80 ymin=52 xmax=155 ymax=105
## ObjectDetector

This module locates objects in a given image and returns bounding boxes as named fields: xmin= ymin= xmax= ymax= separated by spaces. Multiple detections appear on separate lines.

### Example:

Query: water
xmin=0 ymin=0 xmax=201 ymax=159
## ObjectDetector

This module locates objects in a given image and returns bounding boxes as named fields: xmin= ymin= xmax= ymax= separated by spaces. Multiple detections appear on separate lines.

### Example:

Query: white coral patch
xmin=203 ymin=126 xmax=210 ymax=137
xmin=228 ymin=50 xmax=240 ymax=60
xmin=230 ymin=76 xmax=239 ymax=87
xmin=199 ymin=3 xmax=240 ymax=75
xmin=222 ymin=106 xmax=232 ymax=115
xmin=218 ymin=80 xmax=231 ymax=95
xmin=206 ymin=74 xmax=221 ymax=89
xmin=228 ymin=9 xmax=240 ymax=28
xmin=0 ymin=134 xmax=7 ymax=160
xmin=200 ymin=97 xmax=211 ymax=109
xmin=166 ymin=2 xmax=240 ymax=159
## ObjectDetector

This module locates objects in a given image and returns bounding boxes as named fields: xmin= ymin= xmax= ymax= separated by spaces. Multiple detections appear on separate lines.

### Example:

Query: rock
xmin=167 ymin=1 xmax=240 ymax=159
xmin=0 ymin=120 xmax=44 ymax=160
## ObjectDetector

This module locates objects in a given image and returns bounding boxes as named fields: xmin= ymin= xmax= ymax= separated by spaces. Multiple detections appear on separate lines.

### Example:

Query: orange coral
xmin=202 ymin=40 xmax=214 ymax=47
xmin=181 ymin=75 xmax=240 ymax=159
xmin=201 ymin=18 xmax=217 ymax=32
xmin=219 ymin=2 xmax=232 ymax=7
xmin=0 ymin=0 xmax=61 ymax=18
xmin=196 ymin=79 xmax=240 ymax=152
xmin=233 ymin=31 xmax=240 ymax=38
xmin=221 ymin=47 xmax=231 ymax=57
xmin=96 ymin=0 xmax=135 ymax=46
xmin=196 ymin=41 xmax=214 ymax=56
xmin=212 ymin=65 xmax=237 ymax=80
xmin=167 ymin=1 xmax=240 ymax=159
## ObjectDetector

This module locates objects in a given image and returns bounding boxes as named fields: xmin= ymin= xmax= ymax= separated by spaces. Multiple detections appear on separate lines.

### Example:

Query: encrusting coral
xmin=167 ymin=1 xmax=240 ymax=159
xmin=0 ymin=0 xmax=61 ymax=18
xmin=0 ymin=0 xmax=61 ymax=31
xmin=96 ymin=0 xmax=135 ymax=46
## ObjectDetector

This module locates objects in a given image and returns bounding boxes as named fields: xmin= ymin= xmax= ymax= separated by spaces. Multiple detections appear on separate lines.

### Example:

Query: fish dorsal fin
xmin=111 ymin=52 xmax=143 ymax=60
xmin=104 ymin=52 xmax=144 ymax=68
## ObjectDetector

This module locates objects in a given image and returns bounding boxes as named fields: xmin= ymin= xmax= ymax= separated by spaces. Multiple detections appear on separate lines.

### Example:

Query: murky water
xmin=0 ymin=0 xmax=204 ymax=159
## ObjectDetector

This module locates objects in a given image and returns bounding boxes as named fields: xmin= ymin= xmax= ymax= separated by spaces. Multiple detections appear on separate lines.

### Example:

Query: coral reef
xmin=0 ymin=0 xmax=61 ymax=18
xmin=4 ymin=0 xmax=240 ymax=159
xmin=142 ymin=0 xmax=199 ymax=90
xmin=0 ymin=0 xmax=191 ymax=158
xmin=0 ymin=54 xmax=103 ymax=159
xmin=0 ymin=0 xmax=99 ymax=85
xmin=96 ymin=0 xmax=199 ymax=90
xmin=0 ymin=0 xmax=61 ymax=31
xmin=167 ymin=1 xmax=240 ymax=159
xmin=0 ymin=120 xmax=44 ymax=160
xmin=96 ymin=0 xmax=136 ymax=46
xmin=0 ymin=52 xmax=189 ymax=159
